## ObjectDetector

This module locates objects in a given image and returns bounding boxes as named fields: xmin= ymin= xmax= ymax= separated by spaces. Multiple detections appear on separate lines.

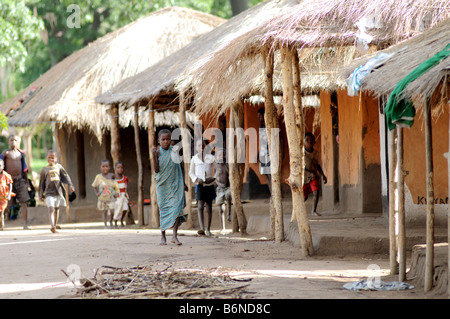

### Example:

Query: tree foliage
xmin=0 ymin=0 xmax=43 ymax=72
xmin=4 ymin=0 xmax=264 ymax=101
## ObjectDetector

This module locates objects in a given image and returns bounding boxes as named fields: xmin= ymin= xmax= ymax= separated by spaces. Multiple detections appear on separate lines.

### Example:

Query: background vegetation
xmin=0 ymin=0 xmax=264 ymax=173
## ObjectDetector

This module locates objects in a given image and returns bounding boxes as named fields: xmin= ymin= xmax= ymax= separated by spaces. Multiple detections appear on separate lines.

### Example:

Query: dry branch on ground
xmin=72 ymin=264 xmax=252 ymax=299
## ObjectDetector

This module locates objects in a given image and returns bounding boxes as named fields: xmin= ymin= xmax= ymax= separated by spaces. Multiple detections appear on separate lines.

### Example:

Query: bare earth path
xmin=0 ymin=220 xmax=440 ymax=303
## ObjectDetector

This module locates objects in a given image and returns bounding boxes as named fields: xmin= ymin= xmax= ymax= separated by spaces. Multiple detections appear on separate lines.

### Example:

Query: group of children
xmin=38 ymin=152 xmax=130 ymax=232
xmin=0 ymin=133 xmax=131 ymax=233
xmin=152 ymin=125 xmax=326 ymax=246
xmin=91 ymin=160 xmax=130 ymax=229
xmin=0 ymin=124 xmax=326 ymax=239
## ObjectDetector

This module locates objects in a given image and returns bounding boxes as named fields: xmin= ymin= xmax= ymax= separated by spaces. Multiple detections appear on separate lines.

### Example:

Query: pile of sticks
xmin=73 ymin=265 xmax=252 ymax=299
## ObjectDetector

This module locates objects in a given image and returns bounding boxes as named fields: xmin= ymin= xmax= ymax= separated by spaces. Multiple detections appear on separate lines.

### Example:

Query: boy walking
xmin=39 ymin=150 xmax=75 ymax=233
xmin=303 ymin=132 xmax=327 ymax=217
xmin=1 ymin=135 xmax=30 ymax=229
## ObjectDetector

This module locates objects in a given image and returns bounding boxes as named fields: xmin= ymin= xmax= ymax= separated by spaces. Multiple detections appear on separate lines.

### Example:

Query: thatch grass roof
xmin=187 ymin=0 xmax=449 ymax=116
xmin=340 ymin=19 xmax=450 ymax=111
xmin=0 ymin=7 xmax=224 ymax=138
xmin=95 ymin=0 xmax=301 ymax=109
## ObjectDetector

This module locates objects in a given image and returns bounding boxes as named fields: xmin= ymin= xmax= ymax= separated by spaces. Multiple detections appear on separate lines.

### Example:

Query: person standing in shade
xmin=0 ymin=135 xmax=30 ymax=229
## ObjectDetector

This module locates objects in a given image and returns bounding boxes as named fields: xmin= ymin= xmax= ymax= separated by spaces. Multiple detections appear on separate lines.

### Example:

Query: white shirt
xmin=189 ymin=153 xmax=215 ymax=184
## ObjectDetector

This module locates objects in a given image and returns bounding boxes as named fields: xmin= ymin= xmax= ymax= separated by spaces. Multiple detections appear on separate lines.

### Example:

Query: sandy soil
xmin=0 ymin=197 xmax=447 ymax=310
xmin=0 ymin=219 xmax=444 ymax=302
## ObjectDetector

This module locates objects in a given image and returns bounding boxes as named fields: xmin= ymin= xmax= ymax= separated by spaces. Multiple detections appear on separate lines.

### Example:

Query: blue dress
xmin=155 ymin=146 xmax=186 ymax=231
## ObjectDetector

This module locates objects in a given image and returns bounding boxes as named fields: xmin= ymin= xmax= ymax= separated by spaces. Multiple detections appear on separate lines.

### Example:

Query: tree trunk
xmin=291 ymin=48 xmax=305 ymax=152
xmin=133 ymin=104 xmax=144 ymax=226
xmin=397 ymin=127 xmax=406 ymax=281
xmin=262 ymin=48 xmax=284 ymax=243
xmin=388 ymin=129 xmax=398 ymax=275
xmin=424 ymin=100 xmax=434 ymax=292
xmin=179 ymin=93 xmax=193 ymax=228
xmin=280 ymin=45 xmax=314 ymax=257
xmin=110 ymin=104 xmax=121 ymax=167
xmin=147 ymin=102 xmax=159 ymax=228
xmin=228 ymin=101 xmax=247 ymax=235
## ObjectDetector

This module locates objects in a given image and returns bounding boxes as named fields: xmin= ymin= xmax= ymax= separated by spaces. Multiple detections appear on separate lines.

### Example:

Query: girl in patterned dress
xmin=113 ymin=161 xmax=129 ymax=227
xmin=92 ymin=159 xmax=119 ymax=228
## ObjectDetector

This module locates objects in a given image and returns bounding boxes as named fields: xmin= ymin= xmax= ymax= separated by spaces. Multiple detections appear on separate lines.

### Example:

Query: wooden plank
xmin=397 ymin=127 xmax=406 ymax=281
xmin=424 ymin=100 xmax=434 ymax=292
xmin=147 ymin=102 xmax=159 ymax=228
xmin=388 ymin=128 xmax=398 ymax=274
xmin=133 ymin=104 xmax=144 ymax=226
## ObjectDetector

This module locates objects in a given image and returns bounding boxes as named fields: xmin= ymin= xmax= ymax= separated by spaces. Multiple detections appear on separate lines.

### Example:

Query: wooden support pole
xmin=262 ymin=47 xmax=284 ymax=243
xmin=110 ymin=103 xmax=121 ymax=167
xmin=280 ymin=45 xmax=313 ymax=257
xmin=291 ymin=48 xmax=304 ymax=149
xmin=147 ymin=102 xmax=159 ymax=228
xmin=228 ymin=101 xmax=247 ymax=235
xmin=388 ymin=128 xmax=398 ymax=275
xmin=179 ymin=93 xmax=193 ymax=228
xmin=397 ymin=127 xmax=406 ymax=281
xmin=133 ymin=104 xmax=144 ymax=226
xmin=448 ymin=105 xmax=450 ymax=297
xmin=424 ymin=100 xmax=435 ymax=292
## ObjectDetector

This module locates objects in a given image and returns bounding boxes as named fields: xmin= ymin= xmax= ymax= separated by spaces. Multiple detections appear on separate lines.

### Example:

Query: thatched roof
xmin=187 ymin=0 xmax=450 ymax=116
xmin=95 ymin=0 xmax=301 ymax=108
xmin=0 ymin=7 xmax=224 ymax=138
xmin=340 ymin=19 xmax=450 ymax=110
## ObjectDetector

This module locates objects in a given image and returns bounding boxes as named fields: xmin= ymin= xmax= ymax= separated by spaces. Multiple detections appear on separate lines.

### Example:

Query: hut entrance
xmin=75 ymin=130 xmax=86 ymax=199
xmin=330 ymin=92 xmax=339 ymax=206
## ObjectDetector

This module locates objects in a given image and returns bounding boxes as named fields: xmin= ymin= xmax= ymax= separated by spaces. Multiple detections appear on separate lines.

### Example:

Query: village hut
xmin=340 ymin=19 xmax=449 ymax=293
xmin=183 ymin=0 xmax=449 ymax=256
xmin=0 ymin=7 xmax=224 ymax=224
xmin=96 ymin=0 xmax=303 ymax=233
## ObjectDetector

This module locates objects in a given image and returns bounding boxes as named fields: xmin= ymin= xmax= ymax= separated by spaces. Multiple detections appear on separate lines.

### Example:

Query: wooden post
xmin=263 ymin=47 xmax=284 ymax=243
xmin=448 ymin=105 xmax=450 ymax=297
xmin=424 ymin=100 xmax=434 ymax=292
xmin=291 ymin=48 xmax=304 ymax=150
xmin=110 ymin=103 xmax=121 ymax=167
xmin=179 ymin=93 xmax=193 ymax=228
xmin=228 ymin=101 xmax=247 ymax=235
xmin=397 ymin=127 xmax=406 ymax=281
xmin=147 ymin=102 xmax=159 ymax=228
xmin=280 ymin=45 xmax=314 ymax=257
xmin=388 ymin=128 xmax=398 ymax=275
xmin=133 ymin=104 xmax=144 ymax=226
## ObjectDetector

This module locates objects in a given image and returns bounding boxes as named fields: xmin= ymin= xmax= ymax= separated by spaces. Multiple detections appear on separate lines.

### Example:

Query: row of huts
xmin=1 ymin=0 xmax=449 ymax=294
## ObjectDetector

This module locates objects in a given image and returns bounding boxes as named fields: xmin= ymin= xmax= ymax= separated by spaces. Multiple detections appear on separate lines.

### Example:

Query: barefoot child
xmin=113 ymin=161 xmax=129 ymax=227
xmin=39 ymin=150 xmax=75 ymax=233
xmin=214 ymin=148 xmax=231 ymax=233
xmin=303 ymin=132 xmax=327 ymax=217
xmin=152 ymin=129 xmax=187 ymax=245
xmin=0 ymin=159 xmax=13 ymax=230
xmin=189 ymin=139 xmax=215 ymax=237
xmin=92 ymin=159 xmax=119 ymax=228
xmin=0 ymin=135 xmax=30 ymax=229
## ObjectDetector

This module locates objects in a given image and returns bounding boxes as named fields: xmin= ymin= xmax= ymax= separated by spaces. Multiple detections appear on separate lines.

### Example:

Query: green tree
xmin=0 ymin=0 xmax=43 ymax=72
xmin=12 ymin=0 xmax=264 ymax=94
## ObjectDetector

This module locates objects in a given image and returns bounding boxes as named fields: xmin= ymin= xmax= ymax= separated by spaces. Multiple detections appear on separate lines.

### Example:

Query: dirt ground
xmin=0 ymin=198 xmax=447 ymax=306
